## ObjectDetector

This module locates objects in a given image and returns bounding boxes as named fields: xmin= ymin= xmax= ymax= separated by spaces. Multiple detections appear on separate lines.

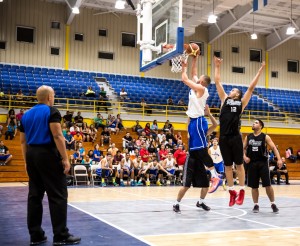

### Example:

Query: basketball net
xmin=171 ymin=51 xmax=189 ymax=73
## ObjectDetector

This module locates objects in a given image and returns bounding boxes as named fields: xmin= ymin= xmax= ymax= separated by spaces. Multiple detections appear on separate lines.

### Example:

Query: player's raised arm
xmin=214 ymin=56 xmax=227 ymax=104
xmin=241 ymin=62 xmax=265 ymax=111
xmin=191 ymin=55 xmax=199 ymax=82
xmin=205 ymin=105 xmax=218 ymax=136
xmin=181 ymin=60 xmax=205 ymax=96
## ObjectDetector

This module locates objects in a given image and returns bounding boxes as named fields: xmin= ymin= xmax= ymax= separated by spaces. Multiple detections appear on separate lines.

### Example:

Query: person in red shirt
xmin=159 ymin=144 xmax=168 ymax=161
xmin=174 ymin=144 xmax=187 ymax=184
xmin=143 ymin=123 xmax=151 ymax=136
xmin=140 ymin=143 xmax=150 ymax=163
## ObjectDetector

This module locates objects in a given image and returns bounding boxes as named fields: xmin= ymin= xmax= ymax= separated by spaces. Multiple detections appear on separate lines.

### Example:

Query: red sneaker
xmin=229 ymin=190 xmax=237 ymax=207
xmin=236 ymin=189 xmax=245 ymax=205
xmin=208 ymin=177 xmax=221 ymax=193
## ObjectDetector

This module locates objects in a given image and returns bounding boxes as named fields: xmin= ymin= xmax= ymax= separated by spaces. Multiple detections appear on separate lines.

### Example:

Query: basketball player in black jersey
xmin=243 ymin=119 xmax=282 ymax=213
xmin=214 ymin=57 xmax=265 ymax=206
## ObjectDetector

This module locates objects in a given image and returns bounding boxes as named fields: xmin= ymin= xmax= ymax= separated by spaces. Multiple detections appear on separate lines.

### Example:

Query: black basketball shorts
xmin=247 ymin=160 xmax=271 ymax=188
xmin=219 ymin=134 xmax=244 ymax=166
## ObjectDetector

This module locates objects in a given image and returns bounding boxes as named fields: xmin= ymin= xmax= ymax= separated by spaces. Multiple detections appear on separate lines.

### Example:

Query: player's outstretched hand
xmin=214 ymin=56 xmax=223 ymax=67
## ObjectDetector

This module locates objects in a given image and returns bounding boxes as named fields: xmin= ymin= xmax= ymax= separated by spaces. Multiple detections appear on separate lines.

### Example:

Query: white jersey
xmin=209 ymin=145 xmax=223 ymax=164
xmin=101 ymin=158 xmax=110 ymax=168
xmin=135 ymin=160 xmax=143 ymax=169
xmin=186 ymin=88 xmax=209 ymax=118
xmin=149 ymin=162 xmax=159 ymax=170
xmin=123 ymin=158 xmax=131 ymax=169
xmin=165 ymin=158 xmax=175 ymax=170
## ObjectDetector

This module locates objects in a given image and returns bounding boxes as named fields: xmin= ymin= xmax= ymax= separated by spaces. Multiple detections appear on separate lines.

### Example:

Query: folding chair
xmin=74 ymin=165 xmax=89 ymax=186
xmin=90 ymin=165 xmax=101 ymax=186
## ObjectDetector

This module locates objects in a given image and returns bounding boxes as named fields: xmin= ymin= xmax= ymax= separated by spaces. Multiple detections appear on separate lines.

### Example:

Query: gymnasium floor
xmin=1 ymin=182 xmax=300 ymax=246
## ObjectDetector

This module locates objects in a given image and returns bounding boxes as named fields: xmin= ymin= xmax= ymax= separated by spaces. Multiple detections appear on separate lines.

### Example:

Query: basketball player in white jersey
xmin=100 ymin=152 xmax=118 ymax=187
xmin=173 ymin=54 xmax=220 ymax=213
xmin=162 ymin=153 xmax=176 ymax=185
xmin=119 ymin=153 xmax=134 ymax=186
xmin=133 ymin=156 xmax=144 ymax=185
xmin=208 ymin=138 xmax=224 ymax=176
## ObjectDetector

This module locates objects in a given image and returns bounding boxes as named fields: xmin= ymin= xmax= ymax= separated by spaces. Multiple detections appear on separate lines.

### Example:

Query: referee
xmin=20 ymin=86 xmax=81 ymax=245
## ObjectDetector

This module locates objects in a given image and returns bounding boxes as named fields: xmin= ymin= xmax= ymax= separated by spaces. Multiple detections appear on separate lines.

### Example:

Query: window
xmin=232 ymin=46 xmax=239 ymax=53
xmin=287 ymin=60 xmax=299 ymax=73
xmin=99 ymin=29 xmax=107 ymax=37
xmin=50 ymin=47 xmax=60 ymax=56
xmin=122 ymin=32 xmax=136 ymax=47
xmin=189 ymin=41 xmax=204 ymax=56
xmin=51 ymin=21 xmax=60 ymax=29
xmin=250 ymin=49 xmax=262 ymax=62
xmin=16 ymin=26 xmax=35 ymax=43
xmin=75 ymin=33 xmax=84 ymax=41
xmin=0 ymin=41 xmax=6 ymax=50
xmin=271 ymin=71 xmax=278 ymax=78
xmin=98 ymin=51 xmax=114 ymax=60
xmin=232 ymin=66 xmax=245 ymax=74
xmin=214 ymin=50 xmax=221 ymax=58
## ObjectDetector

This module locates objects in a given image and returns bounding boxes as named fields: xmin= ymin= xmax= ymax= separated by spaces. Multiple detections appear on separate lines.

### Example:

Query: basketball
xmin=185 ymin=43 xmax=200 ymax=56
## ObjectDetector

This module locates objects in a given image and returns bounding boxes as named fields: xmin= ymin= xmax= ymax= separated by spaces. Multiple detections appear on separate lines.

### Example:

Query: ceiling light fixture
xmin=286 ymin=0 xmax=295 ymax=35
xmin=251 ymin=13 xmax=257 ymax=40
xmin=208 ymin=0 xmax=217 ymax=24
xmin=72 ymin=7 xmax=80 ymax=14
xmin=115 ymin=0 xmax=126 ymax=10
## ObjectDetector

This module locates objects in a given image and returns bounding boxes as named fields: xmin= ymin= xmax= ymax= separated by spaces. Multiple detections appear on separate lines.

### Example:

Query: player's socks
xmin=101 ymin=178 xmax=105 ymax=183
xmin=239 ymin=186 xmax=245 ymax=190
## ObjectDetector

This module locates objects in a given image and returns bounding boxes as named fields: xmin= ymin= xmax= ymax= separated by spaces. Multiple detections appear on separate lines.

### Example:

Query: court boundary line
xmin=68 ymin=203 xmax=153 ymax=246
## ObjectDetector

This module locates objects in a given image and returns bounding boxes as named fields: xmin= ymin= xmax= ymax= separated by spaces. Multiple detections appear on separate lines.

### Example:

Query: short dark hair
xmin=237 ymin=88 xmax=243 ymax=100
xmin=203 ymin=75 xmax=211 ymax=86
xmin=256 ymin=119 xmax=264 ymax=129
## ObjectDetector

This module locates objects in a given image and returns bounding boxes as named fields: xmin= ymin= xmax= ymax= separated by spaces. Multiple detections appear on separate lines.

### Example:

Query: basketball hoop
xmin=171 ymin=51 xmax=189 ymax=73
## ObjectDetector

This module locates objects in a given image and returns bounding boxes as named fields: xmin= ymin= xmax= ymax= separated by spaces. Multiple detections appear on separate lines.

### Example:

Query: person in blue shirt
xmin=93 ymin=144 xmax=101 ymax=164
xmin=20 ymin=85 xmax=81 ymax=245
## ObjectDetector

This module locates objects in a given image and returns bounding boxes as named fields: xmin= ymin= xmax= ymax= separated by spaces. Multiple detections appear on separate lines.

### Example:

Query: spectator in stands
xmin=297 ymin=149 xmax=300 ymax=160
xmin=100 ymin=127 xmax=111 ymax=146
xmin=73 ymin=131 xmax=83 ymax=146
xmin=85 ymin=86 xmax=96 ymax=97
xmin=166 ymin=131 xmax=177 ymax=145
xmin=159 ymin=144 xmax=168 ymax=161
xmin=70 ymin=149 xmax=83 ymax=164
xmin=142 ymin=123 xmax=151 ymax=137
xmin=93 ymin=144 xmax=101 ymax=164
xmin=94 ymin=113 xmax=105 ymax=130
xmin=122 ymin=132 xmax=133 ymax=151
xmin=141 ymin=98 xmax=152 ymax=114
xmin=120 ymin=88 xmax=128 ymax=102
xmin=285 ymin=147 xmax=297 ymax=162
xmin=0 ymin=124 xmax=3 ymax=138
xmin=113 ymin=150 xmax=123 ymax=166
xmin=116 ymin=114 xmax=125 ymax=131
xmin=177 ymin=98 xmax=186 ymax=107
xmin=7 ymin=109 xmax=17 ymax=127
xmin=175 ymin=131 xmax=182 ymax=143
xmin=99 ymin=87 xmax=107 ymax=98
xmin=150 ymin=120 xmax=158 ymax=139
xmin=107 ymin=116 xmax=120 ymax=135
xmin=108 ymin=143 xmax=118 ymax=157
xmin=100 ymin=152 xmax=118 ymax=187
xmin=132 ymin=120 xmax=143 ymax=133
xmin=15 ymin=89 xmax=24 ymax=105
xmin=90 ymin=124 xmax=97 ymax=143
xmin=74 ymin=111 xmax=84 ymax=128
xmin=65 ymin=131 xmax=75 ymax=150
xmin=0 ymin=89 xmax=5 ymax=105
xmin=140 ymin=143 xmax=150 ymax=163
xmin=174 ymin=144 xmax=187 ymax=167
xmin=63 ymin=111 xmax=73 ymax=128
xmin=270 ymin=157 xmax=290 ymax=185
xmin=16 ymin=109 xmax=25 ymax=128
xmin=0 ymin=140 xmax=13 ymax=166
xmin=5 ymin=122 xmax=17 ymax=140
xmin=157 ymin=130 xmax=165 ymax=144
xmin=81 ymin=122 xmax=90 ymax=142
xmin=167 ymin=96 xmax=174 ymax=105
xmin=26 ymin=91 xmax=36 ymax=106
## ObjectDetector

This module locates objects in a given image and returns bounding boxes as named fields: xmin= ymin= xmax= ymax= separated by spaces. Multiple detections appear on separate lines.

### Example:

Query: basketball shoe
xmin=196 ymin=201 xmax=211 ymax=211
xmin=236 ymin=189 xmax=245 ymax=205
xmin=271 ymin=204 xmax=279 ymax=213
xmin=252 ymin=204 xmax=259 ymax=213
xmin=208 ymin=177 xmax=221 ymax=193
xmin=229 ymin=190 xmax=238 ymax=207
xmin=173 ymin=204 xmax=181 ymax=213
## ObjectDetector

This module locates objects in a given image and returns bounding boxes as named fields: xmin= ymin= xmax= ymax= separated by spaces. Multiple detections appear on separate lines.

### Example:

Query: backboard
xmin=138 ymin=0 xmax=183 ymax=72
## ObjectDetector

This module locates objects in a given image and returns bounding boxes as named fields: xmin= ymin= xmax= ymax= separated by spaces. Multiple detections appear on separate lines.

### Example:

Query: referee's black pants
xmin=26 ymin=146 xmax=70 ymax=241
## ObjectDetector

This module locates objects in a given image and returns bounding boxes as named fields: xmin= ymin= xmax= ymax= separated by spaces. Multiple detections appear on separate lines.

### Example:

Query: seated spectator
xmin=0 ymin=124 xmax=3 ymax=138
xmin=65 ymin=131 xmax=75 ymax=150
xmin=74 ymin=111 xmax=84 ymax=128
xmin=107 ymin=116 xmax=120 ymax=135
xmin=167 ymin=96 xmax=174 ymax=105
xmin=5 ymin=123 xmax=17 ymax=140
xmin=158 ymin=144 xmax=168 ymax=161
xmin=108 ymin=143 xmax=118 ymax=157
xmin=140 ymin=143 xmax=150 ymax=163
xmin=270 ymin=157 xmax=290 ymax=185
xmin=90 ymin=124 xmax=97 ymax=143
xmin=122 ymin=132 xmax=133 ymax=150
xmin=16 ymin=109 xmax=25 ymax=128
xmin=141 ymin=98 xmax=152 ymax=114
xmin=0 ymin=140 xmax=13 ymax=165
xmin=132 ymin=120 xmax=143 ymax=133
xmin=93 ymin=144 xmax=102 ymax=164
xmin=150 ymin=120 xmax=158 ymax=139
xmin=99 ymin=87 xmax=107 ymax=98
xmin=285 ymin=147 xmax=297 ymax=162
xmin=166 ymin=131 xmax=177 ymax=145
xmin=82 ymin=155 xmax=93 ymax=165
xmin=85 ymin=86 xmax=96 ymax=97
xmin=15 ymin=89 xmax=24 ymax=105
xmin=70 ymin=149 xmax=83 ymax=164
xmin=157 ymin=130 xmax=165 ymax=144
xmin=116 ymin=114 xmax=125 ymax=131
xmin=142 ymin=123 xmax=151 ymax=137
xmin=94 ymin=113 xmax=105 ymax=130
xmin=177 ymin=98 xmax=186 ymax=107
xmin=100 ymin=127 xmax=111 ymax=146
xmin=63 ymin=111 xmax=73 ymax=128
xmin=81 ymin=122 xmax=90 ymax=142
xmin=7 ymin=109 xmax=17 ymax=127
xmin=113 ymin=150 xmax=124 ymax=166
xmin=297 ymin=149 xmax=300 ymax=160
xmin=73 ymin=131 xmax=83 ymax=145
xmin=120 ymin=87 xmax=128 ymax=101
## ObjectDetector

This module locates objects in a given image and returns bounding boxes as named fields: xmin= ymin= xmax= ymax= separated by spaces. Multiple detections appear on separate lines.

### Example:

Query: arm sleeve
xmin=49 ymin=107 xmax=62 ymax=123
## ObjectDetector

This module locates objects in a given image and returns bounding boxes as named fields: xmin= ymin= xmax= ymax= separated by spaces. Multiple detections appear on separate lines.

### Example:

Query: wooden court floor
xmin=1 ymin=182 xmax=300 ymax=246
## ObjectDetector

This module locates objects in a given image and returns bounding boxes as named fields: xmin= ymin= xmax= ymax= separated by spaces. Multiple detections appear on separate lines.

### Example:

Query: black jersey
xmin=219 ymin=97 xmax=242 ymax=136
xmin=246 ymin=133 xmax=268 ymax=162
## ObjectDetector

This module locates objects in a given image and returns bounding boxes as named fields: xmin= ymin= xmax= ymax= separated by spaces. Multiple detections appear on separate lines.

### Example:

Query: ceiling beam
xmin=66 ymin=0 xmax=84 ymax=25
xmin=266 ymin=17 xmax=300 ymax=51
xmin=208 ymin=2 xmax=253 ymax=44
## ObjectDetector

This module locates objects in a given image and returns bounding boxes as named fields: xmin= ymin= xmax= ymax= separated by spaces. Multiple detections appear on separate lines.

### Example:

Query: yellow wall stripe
xmin=65 ymin=25 xmax=70 ymax=70
xmin=207 ymin=44 xmax=211 ymax=77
